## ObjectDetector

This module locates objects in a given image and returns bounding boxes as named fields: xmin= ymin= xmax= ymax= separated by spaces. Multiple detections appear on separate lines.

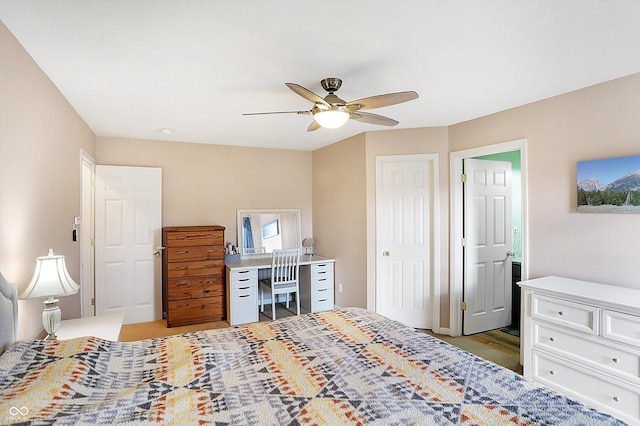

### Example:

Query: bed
xmin=0 ymin=277 xmax=626 ymax=425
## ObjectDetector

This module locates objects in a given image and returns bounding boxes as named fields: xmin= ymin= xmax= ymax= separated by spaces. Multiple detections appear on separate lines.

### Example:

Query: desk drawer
xmin=230 ymin=269 xmax=258 ymax=288
xmin=166 ymin=245 xmax=224 ymax=262
xmin=311 ymin=263 xmax=334 ymax=279
xmin=166 ymin=260 xmax=224 ymax=277
xmin=532 ymin=294 xmax=598 ymax=334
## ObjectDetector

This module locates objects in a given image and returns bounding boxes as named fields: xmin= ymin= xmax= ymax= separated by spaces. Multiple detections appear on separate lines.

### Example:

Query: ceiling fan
xmin=243 ymin=78 xmax=419 ymax=132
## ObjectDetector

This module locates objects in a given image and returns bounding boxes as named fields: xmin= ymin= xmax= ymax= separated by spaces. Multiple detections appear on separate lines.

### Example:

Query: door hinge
xmin=91 ymin=238 xmax=95 ymax=246
xmin=461 ymin=237 xmax=466 ymax=247
xmin=460 ymin=173 xmax=467 ymax=183
xmin=460 ymin=301 xmax=467 ymax=310
xmin=91 ymin=297 xmax=95 ymax=306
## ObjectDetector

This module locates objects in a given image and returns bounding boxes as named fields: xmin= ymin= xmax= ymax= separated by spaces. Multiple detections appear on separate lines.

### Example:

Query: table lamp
xmin=19 ymin=249 xmax=80 ymax=340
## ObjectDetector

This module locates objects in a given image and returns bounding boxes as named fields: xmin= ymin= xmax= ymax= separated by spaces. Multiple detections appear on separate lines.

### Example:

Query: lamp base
xmin=42 ymin=297 xmax=61 ymax=340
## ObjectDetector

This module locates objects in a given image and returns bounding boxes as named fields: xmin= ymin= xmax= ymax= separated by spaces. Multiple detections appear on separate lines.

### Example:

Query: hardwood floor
xmin=121 ymin=306 xmax=522 ymax=374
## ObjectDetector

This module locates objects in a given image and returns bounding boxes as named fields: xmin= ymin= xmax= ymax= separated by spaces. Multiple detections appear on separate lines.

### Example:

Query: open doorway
xmin=449 ymin=139 xmax=528 ymax=337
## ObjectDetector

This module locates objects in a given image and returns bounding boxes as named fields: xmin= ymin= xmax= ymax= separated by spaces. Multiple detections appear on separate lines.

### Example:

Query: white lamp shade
xmin=19 ymin=249 xmax=79 ymax=300
xmin=314 ymin=109 xmax=350 ymax=129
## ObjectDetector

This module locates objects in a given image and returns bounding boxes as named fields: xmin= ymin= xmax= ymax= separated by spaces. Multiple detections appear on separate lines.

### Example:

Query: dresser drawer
xmin=166 ymin=260 xmax=224 ymax=277
xmin=166 ymin=245 xmax=224 ymax=262
xmin=532 ymin=294 xmax=599 ymax=334
xmin=167 ymin=296 xmax=224 ymax=326
xmin=532 ymin=351 xmax=640 ymax=421
xmin=165 ymin=230 xmax=224 ymax=247
xmin=167 ymin=275 xmax=224 ymax=301
xmin=533 ymin=321 xmax=640 ymax=379
xmin=603 ymin=309 xmax=640 ymax=348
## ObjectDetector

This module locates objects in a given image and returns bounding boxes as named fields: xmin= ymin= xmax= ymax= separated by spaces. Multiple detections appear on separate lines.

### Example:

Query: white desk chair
xmin=259 ymin=249 xmax=301 ymax=320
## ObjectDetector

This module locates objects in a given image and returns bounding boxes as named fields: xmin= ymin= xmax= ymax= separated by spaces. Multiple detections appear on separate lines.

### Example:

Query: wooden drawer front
xmin=533 ymin=351 xmax=640 ymax=420
xmin=167 ymin=275 xmax=224 ymax=301
xmin=533 ymin=321 xmax=640 ymax=379
xmin=168 ymin=296 xmax=224 ymax=324
xmin=532 ymin=294 xmax=598 ymax=334
xmin=603 ymin=309 xmax=640 ymax=347
xmin=166 ymin=230 xmax=224 ymax=247
xmin=166 ymin=245 xmax=224 ymax=262
xmin=166 ymin=260 xmax=224 ymax=277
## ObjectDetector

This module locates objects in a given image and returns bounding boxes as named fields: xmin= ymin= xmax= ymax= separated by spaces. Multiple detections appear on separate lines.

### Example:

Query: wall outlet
xmin=338 ymin=282 xmax=343 ymax=293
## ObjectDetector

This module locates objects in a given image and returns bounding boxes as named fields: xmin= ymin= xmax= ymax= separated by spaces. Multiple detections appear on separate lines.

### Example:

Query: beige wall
xmin=96 ymin=137 xmax=313 ymax=241
xmin=0 ymin=21 xmax=96 ymax=339
xmin=449 ymin=73 xmax=640 ymax=290
xmin=312 ymin=134 xmax=367 ymax=308
xmin=311 ymin=127 xmax=450 ymax=322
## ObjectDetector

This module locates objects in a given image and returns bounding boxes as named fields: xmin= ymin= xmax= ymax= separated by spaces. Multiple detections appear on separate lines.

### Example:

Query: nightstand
xmin=55 ymin=311 xmax=125 ymax=341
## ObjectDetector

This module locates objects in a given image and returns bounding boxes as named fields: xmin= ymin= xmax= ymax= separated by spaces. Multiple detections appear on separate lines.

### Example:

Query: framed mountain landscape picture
xmin=577 ymin=154 xmax=640 ymax=213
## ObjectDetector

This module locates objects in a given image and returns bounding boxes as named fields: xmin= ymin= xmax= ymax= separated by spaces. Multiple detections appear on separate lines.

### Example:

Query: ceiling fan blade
xmin=346 ymin=91 xmax=418 ymax=111
xmin=351 ymin=111 xmax=399 ymax=127
xmin=307 ymin=120 xmax=321 ymax=132
xmin=243 ymin=110 xmax=311 ymax=116
xmin=286 ymin=83 xmax=330 ymax=106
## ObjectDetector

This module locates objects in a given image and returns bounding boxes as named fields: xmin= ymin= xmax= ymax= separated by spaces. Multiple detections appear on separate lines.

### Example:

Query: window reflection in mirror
xmin=237 ymin=209 xmax=301 ymax=257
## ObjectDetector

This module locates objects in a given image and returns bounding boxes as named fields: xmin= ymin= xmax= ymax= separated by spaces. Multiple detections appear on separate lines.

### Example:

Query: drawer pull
xmin=204 ymin=290 xmax=210 ymax=294
xmin=239 ymin=295 xmax=250 ymax=298
xmin=239 ymin=286 xmax=250 ymax=290
xmin=612 ymin=358 xmax=619 ymax=363
xmin=317 ymin=271 xmax=326 ymax=275
xmin=318 ymin=299 xmax=328 ymax=302
xmin=613 ymin=396 xmax=619 ymax=402
xmin=318 ymin=288 xmax=327 ymax=292
xmin=318 ymin=264 xmax=327 ymax=267
xmin=549 ymin=370 xmax=555 ymax=375
xmin=176 ymin=266 xmax=189 ymax=270
xmin=558 ymin=311 xmax=564 ymax=316
xmin=239 ymin=270 xmax=250 ymax=274
xmin=177 ymin=304 xmax=189 ymax=309
xmin=549 ymin=337 xmax=555 ymax=342
xmin=239 ymin=279 xmax=250 ymax=283
xmin=206 ymin=249 xmax=218 ymax=253
xmin=318 ymin=278 xmax=327 ymax=282
xmin=176 ymin=281 xmax=189 ymax=286
xmin=176 ymin=250 xmax=189 ymax=255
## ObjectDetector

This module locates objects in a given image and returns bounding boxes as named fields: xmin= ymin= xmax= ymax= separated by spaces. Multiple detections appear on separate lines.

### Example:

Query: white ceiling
xmin=2 ymin=0 xmax=640 ymax=151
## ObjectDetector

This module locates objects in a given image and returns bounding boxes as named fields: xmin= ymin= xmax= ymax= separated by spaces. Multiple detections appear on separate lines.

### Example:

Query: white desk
xmin=56 ymin=311 xmax=125 ymax=341
xmin=226 ymin=254 xmax=335 ymax=326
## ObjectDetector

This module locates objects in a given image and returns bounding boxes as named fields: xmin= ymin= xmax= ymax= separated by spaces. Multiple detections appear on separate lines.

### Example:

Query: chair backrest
xmin=270 ymin=249 xmax=300 ymax=285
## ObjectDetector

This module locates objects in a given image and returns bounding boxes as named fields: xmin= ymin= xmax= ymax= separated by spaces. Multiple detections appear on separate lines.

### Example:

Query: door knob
xmin=383 ymin=251 xmax=390 ymax=257
xmin=154 ymin=246 xmax=166 ymax=257
xmin=506 ymin=251 xmax=515 ymax=257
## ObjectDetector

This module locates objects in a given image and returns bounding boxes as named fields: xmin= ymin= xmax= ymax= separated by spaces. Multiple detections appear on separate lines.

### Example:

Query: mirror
xmin=237 ymin=209 xmax=302 ymax=258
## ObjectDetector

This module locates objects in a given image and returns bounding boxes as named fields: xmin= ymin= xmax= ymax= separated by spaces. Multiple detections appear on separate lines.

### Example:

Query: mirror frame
xmin=236 ymin=208 xmax=302 ymax=258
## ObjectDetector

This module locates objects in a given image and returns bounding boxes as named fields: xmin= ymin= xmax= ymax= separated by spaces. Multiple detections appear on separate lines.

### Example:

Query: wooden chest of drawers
xmin=162 ymin=226 xmax=225 ymax=327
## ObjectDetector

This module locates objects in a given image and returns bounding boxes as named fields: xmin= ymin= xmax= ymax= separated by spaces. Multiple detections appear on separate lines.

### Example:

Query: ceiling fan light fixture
xmin=313 ymin=109 xmax=350 ymax=129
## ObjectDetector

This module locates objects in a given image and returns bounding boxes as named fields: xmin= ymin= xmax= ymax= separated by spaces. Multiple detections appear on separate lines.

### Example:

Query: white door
xmin=376 ymin=155 xmax=435 ymax=329
xmin=80 ymin=151 xmax=96 ymax=317
xmin=95 ymin=165 xmax=162 ymax=325
xmin=463 ymin=159 xmax=512 ymax=335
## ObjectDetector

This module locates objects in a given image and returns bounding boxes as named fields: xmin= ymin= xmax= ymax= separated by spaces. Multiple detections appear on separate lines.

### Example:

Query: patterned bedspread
xmin=0 ymin=308 xmax=626 ymax=425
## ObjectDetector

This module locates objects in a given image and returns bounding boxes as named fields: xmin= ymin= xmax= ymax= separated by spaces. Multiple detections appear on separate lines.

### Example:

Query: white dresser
xmin=226 ymin=255 xmax=335 ymax=326
xmin=519 ymin=276 xmax=640 ymax=425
